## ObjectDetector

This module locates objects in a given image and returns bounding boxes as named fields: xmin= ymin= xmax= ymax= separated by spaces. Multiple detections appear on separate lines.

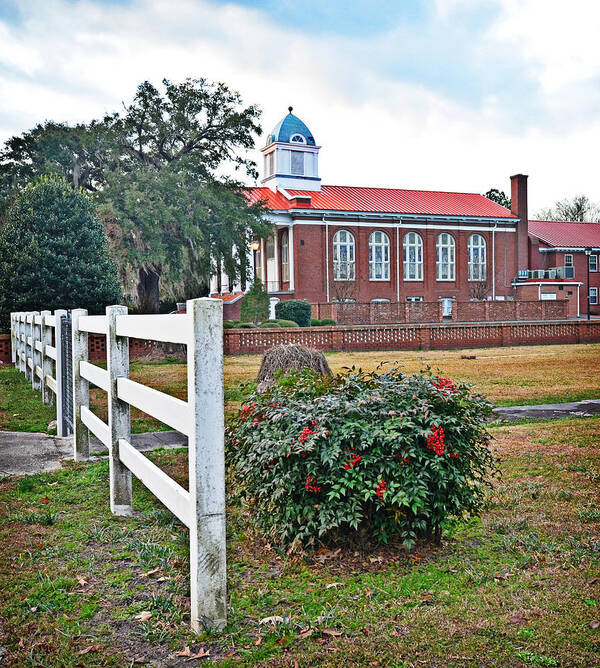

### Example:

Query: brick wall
xmin=309 ymin=300 xmax=568 ymax=325
xmin=223 ymin=320 xmax=600 ymax=355
xmin=0 ymin=334 xmax=10 ymax=362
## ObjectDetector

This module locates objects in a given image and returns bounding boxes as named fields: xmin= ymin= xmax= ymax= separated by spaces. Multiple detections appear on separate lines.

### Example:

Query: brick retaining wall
xmin=3 ymin=320 xmax=598 ymax=362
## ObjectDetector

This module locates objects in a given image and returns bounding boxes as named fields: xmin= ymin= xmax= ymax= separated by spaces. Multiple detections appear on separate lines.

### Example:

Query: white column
xmin=106 ymin=305 xmax=133 ymax=516
xmin=186 ymin=297 xmax=227 ymax=632
xmin=40 ymin=310 xmax=53 ymax=405
xmin=72 ymin=308 xmax=89 ymax=461
xmin=31 ymin=312 xmax=41 ymax=392
xmin=273 ymin=230 xmax=280 ymax=292
xmin=288 ymin=225 xmax=295 ymax=292
xmin=54 ymin=309 xmax=68 ymax=436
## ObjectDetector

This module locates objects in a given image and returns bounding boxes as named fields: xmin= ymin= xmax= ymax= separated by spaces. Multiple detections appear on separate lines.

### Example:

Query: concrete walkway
xmin=493 ymin=399 xmax=600 ymax=421
xmin=0 ymin=430 xmax=187 ymax=478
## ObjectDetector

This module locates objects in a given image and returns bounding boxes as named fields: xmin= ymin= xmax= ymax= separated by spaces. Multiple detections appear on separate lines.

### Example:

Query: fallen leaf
xmin=322 ymin=628 xmax=342 ymax=637
xmin=176 ymin=647 xmax=191 ymax=657
xmin=259 ymin=615 xmax=284 ymax=625
xmin=278 ymin=636 xmax=291 ymax=646
xmin=590 ymin=620 xmax=600 ymax=629
xmin=78 ymin=645 xmax=101 ymax=655
xmin=299 ymin=627 xmax=313 ymax=639
xmin=254 ymin=637 xmax=262 ymax=646
xmin=135 ymin=611 xmax=152 ymax=622
xmin=326 ymin=582 xmax=343 ymax=589
xmin=39 ymin=497 xmax=50 ymax=504
xmin=77 ymin=576 xmax=88 ymax=587
xmin=185 ymin=647 xmax=210 ymax=661
xmin=144 ymin=567 xmax=161 ymax=577
xmin=588 ymin=578 xmax=599 ymax=586
xmin=508 ymin=615 xmax=528 ymax=626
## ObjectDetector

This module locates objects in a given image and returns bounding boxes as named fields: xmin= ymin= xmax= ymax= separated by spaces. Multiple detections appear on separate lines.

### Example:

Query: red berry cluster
xmin=344 ymin=452 xmax=362 ymax=470
xmin=376 ymin=477 xmax=387 ymax=499
xmin=426 ymin=426 xmax=446 ymax=456
xmin=395 ymin=450 xmax=410 ymax=465
xmin=305 ymin=475 xmax=321 ymax=493
xmin=432 ymin=377 xmax=458 ymax=393
xmin=448 ymin=452 xmax=459 ymax=460
xmin=269 ymin=401 xmax=283 ymax=408
xmin=299 ymin=420 xmax=319 ymax=443
xmin=239 ymin=402 xmax=257 ymax=421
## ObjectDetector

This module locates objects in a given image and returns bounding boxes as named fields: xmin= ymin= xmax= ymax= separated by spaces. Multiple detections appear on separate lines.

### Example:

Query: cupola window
xmin=290 ymin=133 xmax=306 ymax=144
xmin=291 ymin=151 xmax=304 ymax=175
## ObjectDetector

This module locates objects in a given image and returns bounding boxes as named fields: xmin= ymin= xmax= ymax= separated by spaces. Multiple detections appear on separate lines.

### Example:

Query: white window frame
xmin=406 ymin=296 xmax=424 ymax=302
xmin=590 ymin=287 xmax=598 ymax=305
xmin=468 ymin=234 xmax=487 ymax=281
xmin=564 ymin=254 xmax=573 ymax=268
xmin=403 ymin=232 xmax=423 ymax=281
xmin=436 ymin=233 xmax=456 ymax=281
xmin=589 ymin=254 xmax=598 ymax=272
xmin=290 ymin=133 xmax=306 ymax=144
xmin=281 ymin=230 xmax=289 ymax=282
xmin=333 ymin=230 xmax=356 ymax=281
xmin=290 ymin=151 xmax=304 ymax=176
xmin=369 ymin=230 xmax=390 ymax=281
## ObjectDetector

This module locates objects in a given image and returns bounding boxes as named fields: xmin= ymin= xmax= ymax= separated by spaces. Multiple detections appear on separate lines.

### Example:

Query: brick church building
xmin=212 ymin=109 xmax=600 ymax=319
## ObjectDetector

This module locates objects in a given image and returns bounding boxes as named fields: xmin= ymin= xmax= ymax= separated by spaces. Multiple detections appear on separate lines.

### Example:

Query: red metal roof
xmin=529 ymin=220 xmax=600 ymax=248
xmin=246 ymin=185 xmax=516 ymax=219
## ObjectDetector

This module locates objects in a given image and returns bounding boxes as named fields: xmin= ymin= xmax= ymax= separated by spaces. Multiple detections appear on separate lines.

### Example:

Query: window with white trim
xmin=369 ymin=230 xmax=390 ymax=280
xmin=403 ymin=232 xmax=423 ymax=281
xmin=406 ymin=296 xmax=424 ymax=302
xmin=290 ymin=151 xmax=304 ymax=175
xmin=267 ymin=152 xmax=274 ymax=176
xmin=333 ymin=230 xmax=355 ymax=281
xmin=590 ymin=287 xmax=598 ymax=305
xmin=589 ymin=254 xmax=598 ymax=272
xmin=290 ymin=133 xmax=306 ymax=144
xmin=281 ymin=230 xmax=289 ymax=282
xmin=468 ymin=233 xmax=487 ymax=281
xmin=564 ymin=254 xmax=573 ymax=267
xmin=436 ymin=233 xmax=456 ymax=281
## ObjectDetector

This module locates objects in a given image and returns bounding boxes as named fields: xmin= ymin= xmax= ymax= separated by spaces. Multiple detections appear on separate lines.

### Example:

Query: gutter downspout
xmin=396 ymin=221 xmax=401 ymax=303
xmin=325 ymin=216 xmax=330 ymax=303
xmin=492 ymin=224 xmax=497 ymax=300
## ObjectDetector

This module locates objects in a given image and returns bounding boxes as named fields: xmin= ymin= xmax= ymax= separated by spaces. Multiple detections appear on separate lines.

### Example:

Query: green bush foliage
xmin=259 ymin=320 xmax=280 ymax=328
xmin=223 ymin=320 xmax=237 ymax=329
xmin=238 ymin=322 xmax=257 ymax=329
xmin=0 ymin=176 xmax=121 ymax=331
xmin=310 ymin=318 xmax=322 ymax=326
xmin=320 ymin=318 xmax=337 ymax=326
xmin=275 ymin=299 xmax=312 ymax=327
xmin=240 ymin=278 xmax=269 ymax=324
xmin=228 ymin=367 xmax=495 ymax=549
xmin=276 ymin=319 xmax=300 ymax=328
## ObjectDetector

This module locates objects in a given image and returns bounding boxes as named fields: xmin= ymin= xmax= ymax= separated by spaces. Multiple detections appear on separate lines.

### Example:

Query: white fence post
xmin=54 ymin=309 xmax=68 ymax=436
xmin=10 ymin=313 xmax=16 ymax=364
xmin=106 ymin=305 xmax=133 ymax=515
xmin=187 ymin=297 xmax=227 ymax=632
xmin=25 ymin=313 xmax=33 ymax=383
xmin=72 ymin=308 xmax=89 ymax=460
xmin=40 ymin=310 xmax=53 ymax=405
xmin=31 ymin=311 xmax=41 ymax=392
xmin=16 ymin=314 xmax=22 ymax=372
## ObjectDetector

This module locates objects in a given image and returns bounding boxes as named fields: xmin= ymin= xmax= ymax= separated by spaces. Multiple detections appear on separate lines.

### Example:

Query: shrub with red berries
xmin=228 ymin=365 xmax=495 ymax=549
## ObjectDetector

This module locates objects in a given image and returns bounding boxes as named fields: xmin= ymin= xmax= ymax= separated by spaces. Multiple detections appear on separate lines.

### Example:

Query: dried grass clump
xmin=257 ymin=344 xmax=332 ymax=385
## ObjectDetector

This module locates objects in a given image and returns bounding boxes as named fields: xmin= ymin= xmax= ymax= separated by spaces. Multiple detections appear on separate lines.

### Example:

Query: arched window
xmin=333 ymin=230 xmax=355 ymax=280
xmin=281 ymin=230 xmax=289 ymax=282
xmin=369 ymin=231 xmax=390 ymax=280
xmin=403 ymin=232 xmax=423 ymax=281
xmin=468 ymin=234 xmax=487 ymax=281
xmin=436 ymin=233 xmax=455 ymax=281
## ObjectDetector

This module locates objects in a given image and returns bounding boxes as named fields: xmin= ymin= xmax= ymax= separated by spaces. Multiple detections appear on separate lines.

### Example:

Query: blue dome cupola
xmin=261 ymin=107 xmax=321 ymax=192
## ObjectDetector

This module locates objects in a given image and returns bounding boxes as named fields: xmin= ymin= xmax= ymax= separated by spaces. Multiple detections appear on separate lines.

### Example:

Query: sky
xmin=1 ymin=0 xmax=600 ymax=213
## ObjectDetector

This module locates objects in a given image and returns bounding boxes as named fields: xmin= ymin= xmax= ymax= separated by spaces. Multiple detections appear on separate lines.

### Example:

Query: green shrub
xmin=223 ymin=320 xmax=236 ymax=329
xmin=320 ymin=318 xmax=337 ymax=326
xmin=259 ymin=320 xmax=280 ymax=328
xmin=310 ymin=318 xmax=322 ymax=326
xmin=240 ymin=278 xmax=269 ymax=324
xmin=276 ymin=319 xmax=300 ymax=328
xmin=228 ymin=367 xmax=495 ymax=549
xmin=275 ymin=300 xmax=312 ymax=327
xmin=238 ymin=322 xmax=257 ymax=329
xmin=0 ymin=176 xmax=121 ymax=331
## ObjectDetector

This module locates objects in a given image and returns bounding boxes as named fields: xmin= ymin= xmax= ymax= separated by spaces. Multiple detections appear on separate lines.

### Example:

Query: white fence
xmin=10 ymin=309 xmax=71 ymax=436
xmin=10 ymin=299 xmax=227 ymax=632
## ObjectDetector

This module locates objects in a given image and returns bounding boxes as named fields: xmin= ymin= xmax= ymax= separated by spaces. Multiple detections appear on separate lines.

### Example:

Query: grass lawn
xmin=0 ymin=417 xmax=599 ymax=666
xmin=3 ymin=342 xmax=599 ymax=434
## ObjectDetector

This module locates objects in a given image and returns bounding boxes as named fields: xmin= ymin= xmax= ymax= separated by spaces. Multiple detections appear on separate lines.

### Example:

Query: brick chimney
xmin=511 ymin=174 xmax=529 ymax=271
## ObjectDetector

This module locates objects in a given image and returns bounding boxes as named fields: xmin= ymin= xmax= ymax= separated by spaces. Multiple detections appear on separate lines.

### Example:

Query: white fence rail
xmin=10 ymin=309 xmax=70 ymax=436
xmin=10 ymin=299 xmax=227 ymax=632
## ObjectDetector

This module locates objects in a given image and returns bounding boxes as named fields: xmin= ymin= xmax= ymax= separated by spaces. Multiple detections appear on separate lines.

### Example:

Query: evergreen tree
xmin=0 ymin=176 xmax=121 ymax=331
xmin=240 ymin=278 xmax=269 ymax=324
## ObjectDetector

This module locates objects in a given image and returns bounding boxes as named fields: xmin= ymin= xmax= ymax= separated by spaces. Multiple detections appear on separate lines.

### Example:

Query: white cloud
xmin=0 ymin=0 xmax=599 ymax=213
